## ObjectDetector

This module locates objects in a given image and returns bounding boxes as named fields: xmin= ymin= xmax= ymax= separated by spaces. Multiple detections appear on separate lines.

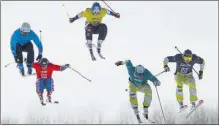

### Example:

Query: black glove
xmin=115 ymin=61 xmax=124 ymax=66
xmin=36 ymin=54 xmax=42 ymax=62
xmin=198 ymin=71 xmax=203 ymax=80
xmin=164 ymin=65 xmax=170 ymax=72
xmin=14 ymin=56 xmax=20 ymax=63
xmin=113 ymin=13 xmax=120 ymax=18
xmin=65 ymin=64 xmax=70 ymax=68
xmin=69 ymin=17 xmax=76 ymax=23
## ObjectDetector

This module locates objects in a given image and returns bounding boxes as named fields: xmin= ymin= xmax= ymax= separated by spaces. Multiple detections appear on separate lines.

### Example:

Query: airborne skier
xmin=10 ymin=22 xmax=43 ymax=76
xmin=32 ymin=58 xmax=69 ymax=106
xmin=163 ymin=49 xmax=205 ymax=111
xmin=69 ymin=2 xmax=120 ymax=61
xmin=115 ymin=60 xmax=161 ymax=123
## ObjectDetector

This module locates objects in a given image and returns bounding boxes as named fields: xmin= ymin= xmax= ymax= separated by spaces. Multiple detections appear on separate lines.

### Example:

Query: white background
xmin=1 ymin=1 xmax=218 ymax=124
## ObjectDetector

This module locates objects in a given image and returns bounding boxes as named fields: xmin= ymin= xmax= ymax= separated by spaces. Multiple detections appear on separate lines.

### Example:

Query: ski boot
xmin=38 ymin=93 xmax=46 ymax=106
xmin=26 ymin=64 xmax=32 ymax=75
xmin=17 ymin=63 xmax=25 ymax=76
xmin=47 ymin=92 xmax=52 ymax=103
xmin=136 ymin=114 xmax=143 ymax=124
xmin=190 ymin=101 xmax=196 ymax=111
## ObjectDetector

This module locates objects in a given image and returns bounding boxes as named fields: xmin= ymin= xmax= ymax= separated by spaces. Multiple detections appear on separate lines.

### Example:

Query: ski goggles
xmin=92 ymin=8 xmax=100 ymax=15
xmin=134 ymin=71 xmax=144 ymax=78
xmin=183 ymin=55 xmax=192 ymax=61
xmin=21 ymin=31 xmax=30 ymax=36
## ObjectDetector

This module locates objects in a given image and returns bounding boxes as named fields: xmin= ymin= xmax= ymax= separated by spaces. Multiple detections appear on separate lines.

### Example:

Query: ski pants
xmin=36 ymin=78 xmax=54 ymax=94
xmin=85 ymin=23 xmax=108 ymax=41
xmin=16 ymin=42 xmax=34 ymax=64
xmin=175 ymin=73 xmax=198 ymax=102
xmin=129 ymin=80 xmax=152 ymax=115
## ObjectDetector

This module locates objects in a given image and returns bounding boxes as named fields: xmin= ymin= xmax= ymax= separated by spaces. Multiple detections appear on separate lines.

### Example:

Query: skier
xmin=163 ymin=49 xmax=205 ymax=111
xmin=69 ymin=2 xmax=120 ymax=61
xmin=10 ymin=22 xmax=43 ymax=76
xmin=115 ymin=60 xmax=161 ymax=123
xmin=32 ymin=58 xmax=69 ymax=105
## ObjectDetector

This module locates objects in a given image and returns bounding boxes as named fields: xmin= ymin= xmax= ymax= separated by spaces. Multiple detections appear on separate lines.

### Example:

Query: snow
xmin=1 ymin=1 xmax=218 ymax=124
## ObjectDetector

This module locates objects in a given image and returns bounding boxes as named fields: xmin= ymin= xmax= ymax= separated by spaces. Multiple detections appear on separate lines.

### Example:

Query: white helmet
xmin=20 ymin=22 xmax=31 ymax=33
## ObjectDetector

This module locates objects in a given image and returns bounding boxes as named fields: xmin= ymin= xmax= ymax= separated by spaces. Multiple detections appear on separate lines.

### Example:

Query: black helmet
xmin=183 ymin=49 xmax=192 ymax=57
xmin=40 ymin=58 xmax=49 ymax=67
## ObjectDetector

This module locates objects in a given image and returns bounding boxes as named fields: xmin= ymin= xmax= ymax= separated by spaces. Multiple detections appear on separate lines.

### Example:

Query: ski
xmin=143 ymin=114 xmax=155 ymax=124
xmin=98 ymin=53 xmax=105 ymax=59
xmin=46 ymin=99 xmax=59 ymax=104
xmin=24 ymin=73 xmax=36 ymax=77
xmin=186 ymin=100 xmax=204 ymax=118
xmin=178 ymin=105 xmax=188 ymax=113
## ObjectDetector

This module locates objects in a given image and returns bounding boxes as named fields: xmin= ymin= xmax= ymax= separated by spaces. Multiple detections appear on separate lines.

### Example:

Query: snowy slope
xmin=1 ymin=1 xmax=218 ymax=124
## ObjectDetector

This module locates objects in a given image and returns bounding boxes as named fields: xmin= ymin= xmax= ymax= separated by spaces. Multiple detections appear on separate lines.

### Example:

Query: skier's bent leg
xmin=96 ymin=23 xmax=107 ymax=53
xmin=45 ymin=78 xmax=54 ymax=102
xmin=140 ymin=83 xmax=152 ymax=118
xmin=188 ymin=77 xmax=198 ymax=104
xmin=24 ymin=42 xmax=34 ymax=74
xmin=129 ymin=82 xmax=139 ymax=115
xmin=36 ymin=79 xmax=45 ymax=102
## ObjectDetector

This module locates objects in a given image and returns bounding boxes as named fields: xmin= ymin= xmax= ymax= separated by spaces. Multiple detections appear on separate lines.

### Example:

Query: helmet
xmin=20 ymin=22 xmax=31 ymax=36
xmin=91 ymin=2 xmax=101 ymax=15
xmin=40 ymin=58 xmax=49 ymax=68
xmin=183 ymin=49 xmax=193 ymax=63
xmin=134 ymin=65 xmax=145 ymax=79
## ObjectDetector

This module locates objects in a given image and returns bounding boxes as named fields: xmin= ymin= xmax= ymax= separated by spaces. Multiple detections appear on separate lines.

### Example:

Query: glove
xmin=114 ymin=13 xmax=120 ymax=18
xmin=14 ymin=56 xmax=20 ymax=63
xmin=198 ymin=70 xmax=203 ymax=80
xmin=36 ymin=54 xmax=42 ymax=62
xmin=153 ymin=80 xmax=161 ymax=87
xmin=164 ymin=65 xmax=170 ymax=72
xmin=69 ymin=18 xmax=76 ymax=23
xmin=115 ymin=61 xmax=124 ymax=66
xmin=65 ymin=64 xmax=70 ymax=68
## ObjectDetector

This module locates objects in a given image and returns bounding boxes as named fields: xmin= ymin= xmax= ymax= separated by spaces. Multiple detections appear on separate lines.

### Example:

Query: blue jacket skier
xmin=10 ymin=22 xmax=43 ymax=76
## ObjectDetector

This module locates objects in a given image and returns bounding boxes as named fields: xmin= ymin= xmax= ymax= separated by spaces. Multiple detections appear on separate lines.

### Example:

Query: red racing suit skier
xmin=32 ymin=58 xmax=69 ymax=105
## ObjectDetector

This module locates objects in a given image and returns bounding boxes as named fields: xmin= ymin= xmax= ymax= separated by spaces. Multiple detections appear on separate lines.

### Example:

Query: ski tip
xmin=184 ymin=105 xmax=188 ymax=108
xmin=199 ymin=100 xmax=204 ymax=104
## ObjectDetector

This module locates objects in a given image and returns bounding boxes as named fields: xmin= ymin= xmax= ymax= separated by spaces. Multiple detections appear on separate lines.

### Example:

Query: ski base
xmin=186 ymin=100 xmax=204 ymax=118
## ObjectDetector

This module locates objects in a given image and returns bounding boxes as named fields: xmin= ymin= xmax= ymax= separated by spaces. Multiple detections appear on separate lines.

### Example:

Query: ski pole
xmin=5 ymin=62 xmax=16 ymax=68
xmin=174 ymin=46 xmax=199 ymax=75
xmin=101 ymin=0 xmax=116 ymax=14
xmin=125 ymin=70 xmax=166 ymax=91
xmin=155 ymin=86 xmax=167 ymax=124
xmin=68 ymin=66 xmax=91 ymax=82
xmin=39 ymin=30 xmax=42 ymax=42
xmin=62 ymin=4 xmax=70 ymax=18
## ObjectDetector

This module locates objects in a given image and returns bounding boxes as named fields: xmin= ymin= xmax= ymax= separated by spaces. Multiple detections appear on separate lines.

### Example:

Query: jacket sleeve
xmin=105 ymin=8 xmax=117 ymax=17
xmin=193 ymin=55 xmax=205 ymax=71
xmin=31 ymin=31 xmax=43 ymax=54
xmin=145 ymin=69 xmax=159 ymax=83
xmin=124 ymin=60 xmax=135 ymax=75
xmin=163 ymin=54 xmax=179 ymax=66
xmin=10 ymin=31 xmax=18 ymax=56
xmin=51 ymin=63 xmax=62 ymax=71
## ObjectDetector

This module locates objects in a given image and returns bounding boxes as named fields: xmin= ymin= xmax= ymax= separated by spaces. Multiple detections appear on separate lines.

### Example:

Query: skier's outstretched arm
xmin=193 ymin=55 xmax=205 ymax=79
xmin=10 ymin=32 xmax=18 ymax=57
xmin=145 ymin=69 xmax=161 ymax=87
xmin=69 ymin=9 xmax=88 ymax=23
xmin=106 ymin=9 xmax=120 ymax=18
xmin=51 ymin=63 xmax=70 ymax=71
xmin=32 ymin=31 xmax=43 ymax=55
xmin=163 ymin=54 xmax=179 ymax=72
